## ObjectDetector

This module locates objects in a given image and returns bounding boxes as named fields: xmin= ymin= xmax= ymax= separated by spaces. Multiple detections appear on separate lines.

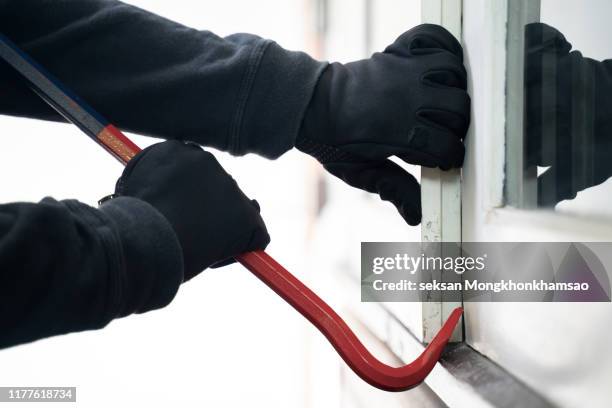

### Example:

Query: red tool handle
xmin=96 ymin=125 xmax=462 ymax=392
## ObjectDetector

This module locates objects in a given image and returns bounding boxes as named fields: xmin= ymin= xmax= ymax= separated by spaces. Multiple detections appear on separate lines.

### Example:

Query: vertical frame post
xmin=505 ymin=0 xmax=540 ymax=207
xmin=420 ymin=0 xmax=464 ymax=342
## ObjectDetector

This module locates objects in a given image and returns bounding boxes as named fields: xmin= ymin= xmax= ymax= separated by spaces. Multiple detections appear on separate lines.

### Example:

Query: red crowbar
xmin=0 ymin=33 xmax=462 ymax=392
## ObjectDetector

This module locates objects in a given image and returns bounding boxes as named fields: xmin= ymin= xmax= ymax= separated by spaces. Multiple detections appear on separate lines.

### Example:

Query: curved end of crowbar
xmin=237 ymin=251 xmax=463 ymax=393
xmin=362 ymin=306 xmax=463 ymax=392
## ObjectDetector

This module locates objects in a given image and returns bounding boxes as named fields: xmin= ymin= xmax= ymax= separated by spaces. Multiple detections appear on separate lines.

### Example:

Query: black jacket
xmin=0 ymin=0 xmax=326 ymax=349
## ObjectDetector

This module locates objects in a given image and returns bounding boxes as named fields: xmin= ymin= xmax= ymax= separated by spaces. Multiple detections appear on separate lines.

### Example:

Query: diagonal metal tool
xmin=0 ymin=33 xmax=462 ymax=392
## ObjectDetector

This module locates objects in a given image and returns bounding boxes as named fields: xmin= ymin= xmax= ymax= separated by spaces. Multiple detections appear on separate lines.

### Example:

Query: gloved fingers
xmin=116 ymin=140 xmax=209 ymax=196
xmin=422 ymin=67 xmax=467 ymax=90
xmin=245 ymin=221 xmax=271 ymax=251
xmin=232 ymin=203 xmax=271 ymax=253
xmin=417 ymin=107 xmax=470 ymax=141
xmin=417 ymin=84 xmax=470 ymax=136
xmin=397 ymin=125 xmax=465 ymax=170
xmin=115 ymin=142 xmax=159 ymax=195
xmin=385 ymin=23 xmax=463 ymax=61
xmin=190 ymin=217 xmax=269 ymax=274
xmin=419 ymin=51 xmax=468 ymax=89
xmin=185 ymin=208 xmax=269 ymax=275
xmin=115 ymin=139 xmax=271 ymax=280
xmin=323 ymin=160 xmax=422 ymax=225
xmin=210 ymin=220 xmax=271 ymax=269
xmin=525 ymin=23 xmax=572 ymax=58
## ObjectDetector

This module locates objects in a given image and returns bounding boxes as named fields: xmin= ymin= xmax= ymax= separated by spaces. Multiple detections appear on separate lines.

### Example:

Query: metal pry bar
xmin=0 ymin=32 xmax=462 ymax=392
xmin=0 ymin=33 xmax=139 ymax=164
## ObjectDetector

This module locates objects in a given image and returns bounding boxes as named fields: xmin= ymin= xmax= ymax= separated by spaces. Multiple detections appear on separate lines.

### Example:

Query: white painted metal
xmin=461 ymin=0 xmax=507 ymax=235
xmin=420 ymin=0 xmax=464 ymax=343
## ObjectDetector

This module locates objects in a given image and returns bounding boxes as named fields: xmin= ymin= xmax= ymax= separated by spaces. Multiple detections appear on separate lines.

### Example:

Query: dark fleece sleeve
xmin=0 ymin=196 xmax=183 ymax=349
xmin=0 ymin=0 xmax=326 ymax=158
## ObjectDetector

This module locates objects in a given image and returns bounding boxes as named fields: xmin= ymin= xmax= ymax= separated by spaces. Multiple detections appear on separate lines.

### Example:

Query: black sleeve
xmin=0 ymin=0 xmax=326 ymax=158
xmin=0 ymin=196 xmax=183 ymax=349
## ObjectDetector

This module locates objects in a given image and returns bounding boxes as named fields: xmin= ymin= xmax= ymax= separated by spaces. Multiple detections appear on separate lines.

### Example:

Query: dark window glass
xmin=524 ymin=0 xmax=612 ymax=216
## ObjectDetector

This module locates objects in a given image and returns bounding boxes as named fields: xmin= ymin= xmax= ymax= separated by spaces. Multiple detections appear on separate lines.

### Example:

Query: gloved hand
xmin=525 ymin=23 xmax=612 ymax=206
xmin=114 ymin=140 xmax=270 ymax=281
xmin=297 ymin=24 xmax=470 ymax=225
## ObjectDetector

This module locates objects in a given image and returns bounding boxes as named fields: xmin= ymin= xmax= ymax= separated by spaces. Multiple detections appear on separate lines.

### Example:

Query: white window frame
xmin=359 ymin=1 xmax=612 ymax=406
xmin=419 ymin=0 xmax=464 ymax=343
xmin=461 ymin=1 xmax=612 ymax=406
xmin=333 ymin=1 xmax=612 ymax=406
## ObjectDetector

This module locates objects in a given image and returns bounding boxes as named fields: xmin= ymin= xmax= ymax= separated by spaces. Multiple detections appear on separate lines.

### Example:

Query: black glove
xmin=525 ymin=23 xmax=612 ymax=206
xmin=297 ymin=24 xmax=470 ymax=225
xmin=115 ymin=140 xmax=270 ymax=281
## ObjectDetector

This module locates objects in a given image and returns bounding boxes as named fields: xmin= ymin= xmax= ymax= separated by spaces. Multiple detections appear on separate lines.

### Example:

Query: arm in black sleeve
xmin=0 ymin=196 xmax=183 ymax=349
xmin=0 ymin=0 xmax=326 ymax=158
